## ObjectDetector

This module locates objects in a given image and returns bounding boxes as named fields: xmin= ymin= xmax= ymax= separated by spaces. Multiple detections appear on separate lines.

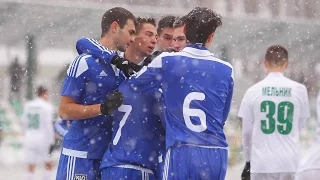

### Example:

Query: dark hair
xmin=37 ymin=86 xmax=47 ymax=97
xmin=265 ymin=45 xmax=288 ymax=66
xmin=173 ymin=16 xmax=187 ymax=28
xmin=136 ymin=17 xmax=156 ymax=34
xmin=185 ymin=7 xmax=222 ymax=44
xmin=157 ymin=15 xmax=176 ymax=35
xmin=101 ymin=7 xmax=136 ymax=37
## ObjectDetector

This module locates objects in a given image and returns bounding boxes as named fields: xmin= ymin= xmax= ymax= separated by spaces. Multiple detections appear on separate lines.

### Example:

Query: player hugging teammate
xmin=55 ymin=5 xmax=313 ymax=180
xmin=55 ymin=5 xmax=234 ymax=180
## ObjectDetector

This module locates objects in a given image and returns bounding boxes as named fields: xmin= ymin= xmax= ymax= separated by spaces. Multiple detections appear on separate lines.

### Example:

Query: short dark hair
xmin=157 ymin=15 xmax=176 ymax=35
xmin=173 ymin=16 xmax=187 ymax=28
xmin=265 ymin=45 xmax=288 ymax=66
xmin=136 ymin=17 xmax=156 ymax=34
xmin=185 ymin=7 xmax=222 ymax=44
xmin=101 ymin=7 xmax=136 ymax=37
xmin=37 ymin=86 xmax=47 ymax=97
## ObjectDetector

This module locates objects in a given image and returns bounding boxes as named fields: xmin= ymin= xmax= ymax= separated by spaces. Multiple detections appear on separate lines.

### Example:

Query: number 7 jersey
xmin=238 ymin=72 xmax=310 ymax=173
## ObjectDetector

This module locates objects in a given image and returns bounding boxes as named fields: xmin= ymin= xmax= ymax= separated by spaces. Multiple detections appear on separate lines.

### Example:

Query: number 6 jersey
xmin=128 ymin=44 xmax=234 ymax=149
xmin=238 ymin=72 xmax=310 ymax=173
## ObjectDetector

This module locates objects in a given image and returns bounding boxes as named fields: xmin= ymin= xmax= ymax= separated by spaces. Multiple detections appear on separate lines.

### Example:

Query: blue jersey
xmin=61 ymin=41 xmax=125 ymax=159
xmin=100 ymin=81 xmax=165 ymax=172
xmin=128 ymin=44 xmax=234 ymax=149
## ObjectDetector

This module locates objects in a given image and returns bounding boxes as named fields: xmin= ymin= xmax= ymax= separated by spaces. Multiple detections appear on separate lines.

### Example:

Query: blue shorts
xmin=162 ymin=145 xmax=228 ymax=180
xmin=156 ymin=160 xmax=164 ymax=180
xmin=101 ymin=165 xmax=155 ymax=180
xmin=56 ymin=154 xmax=101 ymax=180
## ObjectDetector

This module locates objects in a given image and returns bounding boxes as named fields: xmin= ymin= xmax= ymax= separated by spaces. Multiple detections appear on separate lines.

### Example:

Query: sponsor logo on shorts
xmin=74 ymin=174 xmax=87 ymax=180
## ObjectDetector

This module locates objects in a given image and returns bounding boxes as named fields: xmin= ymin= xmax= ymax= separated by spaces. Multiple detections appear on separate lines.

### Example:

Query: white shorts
xmin=251 ymin=173 xmax=295 ymax=180
xmin=24 ymin=139 xmax=52 ymax=164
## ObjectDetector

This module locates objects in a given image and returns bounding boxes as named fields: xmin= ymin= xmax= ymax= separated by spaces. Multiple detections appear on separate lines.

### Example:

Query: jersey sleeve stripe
xmin=67 ymin=56 xmax=80 ymax=77
xmin=75 ymin=55 xmax=90 ymax=78
xmin=88 ymin=38 xmax=114 ymax=54
xmin=72 ymin=55 xmax=82 ymax=77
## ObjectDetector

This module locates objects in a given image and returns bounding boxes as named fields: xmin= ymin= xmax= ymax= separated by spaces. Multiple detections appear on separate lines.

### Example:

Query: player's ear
xmin=264 ymin=59 xmax=268 ymax=69
xmin=284 ymin=60 xmax=289 ymax=69
xmin=207 ymin=33 xmax=214 ymax=44
xmin=110 ymin=21 xmax=119 ymax=33
xmin=183 ymin=24 xmax=186 ymax=35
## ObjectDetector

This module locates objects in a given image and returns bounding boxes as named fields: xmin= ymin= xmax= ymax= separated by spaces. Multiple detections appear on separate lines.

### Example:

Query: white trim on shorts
xmin=162 ymin=148 xmax=171 ymax=180
xmin=114 ymin=164 xmax=153 ymax=180
xmin=181 ymin=144 xmax=228 ymax=149
xmin=62 ymin=148 xmax=88 ymax=159
xmin=66 ymin=156 xmax=77 ymax=180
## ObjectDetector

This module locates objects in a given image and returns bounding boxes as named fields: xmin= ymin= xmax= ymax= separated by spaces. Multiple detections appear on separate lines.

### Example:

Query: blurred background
xmin=0 ymin=0 xmax=320 ymax=179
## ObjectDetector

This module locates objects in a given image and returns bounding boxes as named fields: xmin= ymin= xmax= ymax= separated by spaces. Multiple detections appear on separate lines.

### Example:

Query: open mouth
xmin=148 ymin=46 xmax=154 ymax=51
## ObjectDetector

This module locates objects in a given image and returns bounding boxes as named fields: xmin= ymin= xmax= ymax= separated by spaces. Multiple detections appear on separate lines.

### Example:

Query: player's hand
xmin=111 ymin=55 xmax=142 ymax=77
xmin=241 ymin=162 xmax=250 ymax=180
xmin=100 ymin=89 xmax=123 ymax=115
xmin=49 ymin=144 xmax=55 ymax=155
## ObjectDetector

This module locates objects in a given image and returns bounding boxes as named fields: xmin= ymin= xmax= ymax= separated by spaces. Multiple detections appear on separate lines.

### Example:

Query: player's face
xmin=43 ymin=91 xmax=49 ymax=101
xmin=116 ymin=19 xmax=136 ymax=52
xmin=134 ymin=23 xmax=157 ymax=56
xmin=157 ymin=27 xmax=174 ymax=51
xmin=173 ymin=26 xmax=187 ymax=52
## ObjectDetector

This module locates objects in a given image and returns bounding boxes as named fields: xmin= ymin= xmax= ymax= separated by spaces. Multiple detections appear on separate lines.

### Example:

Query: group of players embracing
xmin=54 ymin=4 xmax=314 ymax=180
xmin=56 ymin=6 xmax=233 ymax=180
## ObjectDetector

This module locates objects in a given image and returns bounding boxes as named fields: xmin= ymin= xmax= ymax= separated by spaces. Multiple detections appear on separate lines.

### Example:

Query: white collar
xmin=182 ymin=47 xmax=214 ymax=57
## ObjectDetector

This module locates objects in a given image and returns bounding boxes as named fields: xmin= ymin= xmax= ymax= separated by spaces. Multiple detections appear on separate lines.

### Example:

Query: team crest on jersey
xmin=74 ymin=174 xmax=87 ymax=180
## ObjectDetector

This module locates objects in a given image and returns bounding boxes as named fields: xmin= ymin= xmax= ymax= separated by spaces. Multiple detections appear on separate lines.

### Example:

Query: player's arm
xmin=20 ymin=104 xmax=28 ymax=135
xmin=58 ymin=56 xmax=122 ymax=120
xmin=45 ymin=106 xmax=56 ymax=146
xmin=238 ymin=90 xmax=254 ymax=180
xmin=59 ymin=90 xmax=122 ymax=120
xmin=59 ymin=97 xmax=101 ymax=120
xmin=299 ymin=86 xmax=310 ymax=130
xmin=128 ymin=54 xmax=163 ymax=93
xmin=76 ymin=38 xmax=140 ymax=77
xmin=241 ymin=117 xmax=253 ymax=162
xmin=222 ymin=75 xmax=234 ymax=123
xmin=317 ymin=91 xmax=320 ymax=123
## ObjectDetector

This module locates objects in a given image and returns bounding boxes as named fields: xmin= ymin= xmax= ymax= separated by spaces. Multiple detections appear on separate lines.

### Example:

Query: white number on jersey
xmin=183 ymin=92 xmax=207 ymax=132
xmin=113 ymin=104 xmax=132 ymax=145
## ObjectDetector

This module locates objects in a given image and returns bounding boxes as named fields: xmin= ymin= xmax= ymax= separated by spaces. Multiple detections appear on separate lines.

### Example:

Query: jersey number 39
xmin=260 ymin=101 xmax=294 ymax=135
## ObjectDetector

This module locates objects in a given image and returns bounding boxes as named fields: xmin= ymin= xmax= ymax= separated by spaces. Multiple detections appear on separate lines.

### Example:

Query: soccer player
xmin=238 ymin=45 xmax=310 ymax=180
xmin=172 ymin=16 xmax=187 ymax=52
xmin=21 ymin=86 xmax=55 ymax=180
xmin=295 ymin=91 xmax=320 ymax=180
xmin=128 ymin=7 xmax=233 ymax=180
xmin=75 ymin=17 xmax=165 ymax=180
xmin=56 ymin=7 xmax=135 ymax=180
xmin=156 ymin=15 xmax=175 ymax=52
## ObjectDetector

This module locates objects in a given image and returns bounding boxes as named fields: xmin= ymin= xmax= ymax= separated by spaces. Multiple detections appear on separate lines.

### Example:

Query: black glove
xmin=241 ymin=162 xmax=250 ymax=180
xmin=49 ymin=144 xmax=55 ymax=155
xmin=100 ymin=89 xmax=123 ymax=115
xmin=111 ymin=55 xmax=142 ymax=77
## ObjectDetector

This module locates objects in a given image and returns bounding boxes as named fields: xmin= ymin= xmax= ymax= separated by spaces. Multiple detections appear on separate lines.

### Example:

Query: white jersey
xmin=21 ymin=97 xmax=55 ymax=146
xmin=238 ymin=72 xmax=310 ymax=173
xmin=295 ymin=91 xmax=320 ymax=179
